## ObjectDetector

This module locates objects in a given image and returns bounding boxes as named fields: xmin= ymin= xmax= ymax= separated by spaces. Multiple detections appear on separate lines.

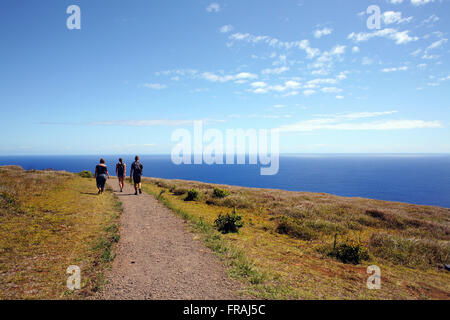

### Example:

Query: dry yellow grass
xmin=0 ymin=166 xmax=121 ymax=299
xmin=142 ymin=177 xmax=450 ymax=300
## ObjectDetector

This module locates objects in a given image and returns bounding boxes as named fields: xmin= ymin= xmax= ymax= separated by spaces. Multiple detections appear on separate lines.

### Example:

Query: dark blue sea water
xmin=1 ymin=154 xmax=449 ymax=208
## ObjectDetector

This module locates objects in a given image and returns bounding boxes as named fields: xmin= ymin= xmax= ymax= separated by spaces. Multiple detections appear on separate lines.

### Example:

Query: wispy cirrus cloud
xmin=40 ymin=119 xmax=225 ymax=127
xmin=314 ymin=27 xmax=333 ymax=39
xmin=202 ymin=71 xmax=258 ymax=82
xmin=228 ymin=32 xmax=320 ymax=58
xmin=348 ymin=28 xmax=419 ymax=44
xmin=382 ymin=11 xmax=413 ymax=25
xmin=411 ymin=0 xmax=435 ymax=6
xmin=276 ymin=111 xmax=442 ymax=132
xmin=381 ymin=66 xmax=408 ymax=72
xmin=141 ymin=83 xmax=167 ymax=90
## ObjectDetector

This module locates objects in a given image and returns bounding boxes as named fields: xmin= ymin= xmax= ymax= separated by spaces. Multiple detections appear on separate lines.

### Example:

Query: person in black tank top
xmin=130 ymin=155 xmax=144 ymax=195
xmin=115 ymin=158 xmax=126 ymax=192
xmin=94 ymin=158 xmax=110 ymax=194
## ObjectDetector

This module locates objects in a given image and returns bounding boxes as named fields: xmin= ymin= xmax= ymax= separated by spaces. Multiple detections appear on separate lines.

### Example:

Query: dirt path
xmin=95 ymin=179 xmax=240 ymax=300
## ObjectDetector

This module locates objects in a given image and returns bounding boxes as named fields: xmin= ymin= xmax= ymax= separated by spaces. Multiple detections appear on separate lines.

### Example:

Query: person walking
xmin=94 ymin=158 xmax=110 ymax=194
xmin=130 ymin=155 xmax=143 ymax=195
xmin=115 ymin=158 xmax=126 ymax=192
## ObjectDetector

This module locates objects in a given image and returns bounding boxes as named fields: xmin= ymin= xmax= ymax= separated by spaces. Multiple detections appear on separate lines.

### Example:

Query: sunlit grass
xmin=0 ymin=166 xmax=121 ymax=299
xmin=141 ymin=177 xmax=450 ymax=300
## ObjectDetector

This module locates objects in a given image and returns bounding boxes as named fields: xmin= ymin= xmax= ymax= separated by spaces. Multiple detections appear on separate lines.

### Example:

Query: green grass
xmin=139 ymin=176 xmax=450 ymax=300
xmin=141 ymin=184 xmax=272 ymax=296
xmin=0 ymin=166 xmax=122 ymax=299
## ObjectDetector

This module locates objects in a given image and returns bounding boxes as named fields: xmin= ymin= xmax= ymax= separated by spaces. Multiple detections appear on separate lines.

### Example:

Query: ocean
xmin=1 ymin=154 xmax=449 ymax=208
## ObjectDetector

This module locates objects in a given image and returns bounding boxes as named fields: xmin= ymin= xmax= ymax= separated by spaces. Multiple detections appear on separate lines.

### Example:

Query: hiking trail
xmin=94 ymin=179 xmax=240 ymax=300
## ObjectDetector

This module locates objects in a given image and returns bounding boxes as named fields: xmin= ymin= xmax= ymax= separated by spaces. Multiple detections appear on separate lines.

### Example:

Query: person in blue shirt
xmin=94 ymin=158 xmax=110 ymax=194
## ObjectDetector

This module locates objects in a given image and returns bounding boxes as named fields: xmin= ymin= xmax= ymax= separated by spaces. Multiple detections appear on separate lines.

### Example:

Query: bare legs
xmin=134 ymin=183 xmax=142 ymax=195
xmin=118 ymin=176 xmax=125 ymax=192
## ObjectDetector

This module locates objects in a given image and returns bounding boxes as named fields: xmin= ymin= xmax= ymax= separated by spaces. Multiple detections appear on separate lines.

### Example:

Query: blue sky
xmin=0 ymin=0 xmax=449 ymax=155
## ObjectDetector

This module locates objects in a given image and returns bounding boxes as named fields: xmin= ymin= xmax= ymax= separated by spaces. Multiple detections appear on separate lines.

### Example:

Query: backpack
xmin=133 ymin=161 xmax=142 ymax=175
xmin=117 ymin=162 xmax=125 ymax=175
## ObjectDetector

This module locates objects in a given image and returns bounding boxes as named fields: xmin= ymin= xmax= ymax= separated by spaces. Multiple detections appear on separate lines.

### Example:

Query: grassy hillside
xmin=141 ymin=177 xmax=450 ymax=300
xmin=0 ymin=166 xmax=121 ymax=299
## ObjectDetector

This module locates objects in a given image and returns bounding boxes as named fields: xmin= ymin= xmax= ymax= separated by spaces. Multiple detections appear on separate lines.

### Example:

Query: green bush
xmin=215 ymin=208 xmax=244 ymax=234
xmin=326 ymin=236 xmax=369 ymax=265
xmin=157 ymin=189 xmax=166 ymax=199
xmin=155 ymin=180 xmax=171 ymax=189
xmin=213 ymin=187 xmax=230 ymax=198
xmin=79 ymin=170 xmax=93 ymax=178
xmin=171 ymin=187 xmax=187 ymax=196
xmin=185 ymin=188 xmax=200 ymax=201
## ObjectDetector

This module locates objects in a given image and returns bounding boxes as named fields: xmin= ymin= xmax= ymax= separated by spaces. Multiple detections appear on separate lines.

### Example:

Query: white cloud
xmin=277 ymin=111 xmax=442 ymax=132
xmin=411 ymin=48 xmax=422 ymax=56
xmin=411 ymin=0 xmax=435 ymax=6
xmin=352 ymin=46 xmax=360 ymax=53
xmin=423 ymin=15 xmax=439 ymax=24
xmin=236 ymin=72 xmax=257 ymax=80
xmin=250 ymin=81 xmax=267 ymax=88
xmin=281 ymin=91 xmax=299 ymax=97
xmin=389 ymin=0 xmax=404 ymax=4
xmin=91 ymin=119 xmax=224 ymax=127
xmin=202 ymin=71 xmax=258 ymax=83
xmin=303 ymin=89 xmax=316 ymax=96
xmin=206 ymin=3 xmax=221 ymax=12
xmin=190 ymin=88 xmax=209 ymax=93
xmin=229 ymin=32 xmax=320 ymax=58
xmin=330 ymin=45 xmax=346 ymax=55
xmin=348 ymin=28 xmax=419 ymax=45
xmin=321 ymin=87 xmax=342 ymax=93
xmin=261 ymin=66 xmax=290 ymax=75
xmin=311 ymin=68 xmax=329 ymax=76
xmin=142 ymin=83 xmax=167 ymax=90
xmin=427 ymin=38 xmax=448 ymax=51
xmin=382 ymin=11 xmax=413 ymax=25
xmin=220 ymin=25 xmax=233 ymax=33
xmin=381 ymin=66 xmax=408 ymax=72
xmin=314 ymin=27 xmax=333 ymax=39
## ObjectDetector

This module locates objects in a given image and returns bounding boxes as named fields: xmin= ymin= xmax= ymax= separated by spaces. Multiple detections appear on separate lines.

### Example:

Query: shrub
xmin=369 ymin=232 xmax=450 ymax=268
xmin=213 ymin=187 xmax=230 ymax=198
xmin=215 ymin=208 xmax=244 ymax=234
xmin=276 ymin=217 xmax=319 ymax=241
xmin=154 ymin=180 xmax=171 ymax=189
xmin=157 ymin=190 xmax=166 ymax=199
xmin=79 ymin=170 xmax=93 ymax=178
xmin=325 ymin=236 xmax=369 ymax=265
xmin=171 ymin=187 xmax=187 ymax=196
xmin=185 ymin=188 xmax=200 ymax=201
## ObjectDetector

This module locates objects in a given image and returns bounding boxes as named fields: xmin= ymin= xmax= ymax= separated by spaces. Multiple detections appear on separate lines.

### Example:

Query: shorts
xmin=96 ymin=174 xmax=107 ymax=189
xmin=133 ymin=175 xmax=142 ymax=184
